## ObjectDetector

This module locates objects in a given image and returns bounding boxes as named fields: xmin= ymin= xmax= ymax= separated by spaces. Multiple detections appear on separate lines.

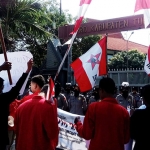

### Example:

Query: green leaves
xmin=0 ymin=0 xmax=73 ymax=67
xmin=108 ymin=49 xmax=146 ymax=69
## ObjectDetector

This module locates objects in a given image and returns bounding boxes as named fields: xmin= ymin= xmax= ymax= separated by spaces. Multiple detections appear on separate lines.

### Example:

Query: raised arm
xmin=0 ymin=59 xmax=33 ymax=104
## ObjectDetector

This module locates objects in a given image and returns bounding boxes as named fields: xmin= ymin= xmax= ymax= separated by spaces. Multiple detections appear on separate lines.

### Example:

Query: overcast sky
xmin=55 ymin=0 xmax=150 ymax=47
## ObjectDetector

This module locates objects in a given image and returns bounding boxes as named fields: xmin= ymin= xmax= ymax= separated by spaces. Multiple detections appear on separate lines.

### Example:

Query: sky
xmin=56 ymin=0 xmax=150 ymax=47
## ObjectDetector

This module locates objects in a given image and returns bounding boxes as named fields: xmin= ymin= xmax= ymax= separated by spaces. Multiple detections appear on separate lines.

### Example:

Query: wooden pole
xmin=0 ymin=22 xmax=12 ymax=85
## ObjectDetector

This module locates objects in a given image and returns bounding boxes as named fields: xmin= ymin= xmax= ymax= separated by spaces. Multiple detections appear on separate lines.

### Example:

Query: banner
xmin=0 ymin=51 xmax=33 ymax=94
xmin=57 ymin=108 xmax=88 ymax=150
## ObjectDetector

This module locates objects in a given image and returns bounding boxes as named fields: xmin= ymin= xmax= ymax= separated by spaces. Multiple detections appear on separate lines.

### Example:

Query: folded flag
xmin=71 ymin=36 xmax=107 ymax=92
xmin=46 ymin=78 xmax=55 ymax=104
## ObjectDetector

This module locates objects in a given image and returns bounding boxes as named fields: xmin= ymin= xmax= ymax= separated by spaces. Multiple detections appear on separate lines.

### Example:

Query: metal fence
xmin=108 ymin=68 xmax=150 ymax=89
xmin=72 ymin=68 xmax=150 ymax=92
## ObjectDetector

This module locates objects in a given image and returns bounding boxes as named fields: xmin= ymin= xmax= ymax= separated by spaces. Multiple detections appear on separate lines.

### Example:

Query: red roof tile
xmin=87 ymin=18 xmax=148 ymax=54
xmin=107 ymin=36 xmax=148 ymax=54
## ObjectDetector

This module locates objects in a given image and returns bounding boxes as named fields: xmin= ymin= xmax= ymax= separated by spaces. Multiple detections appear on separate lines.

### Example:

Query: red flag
xmin=70 ymin=36 xmax=107 ymax=92
xmin=46 ymin=78 xmax=55 ymax=104
xmin=134 ymin=0 xmax=150 ymax=27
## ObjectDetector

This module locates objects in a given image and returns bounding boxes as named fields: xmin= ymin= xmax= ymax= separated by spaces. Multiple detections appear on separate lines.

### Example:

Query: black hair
xmin=31 ymin=75 xmax=45 ymax=88
xmin=0 ymin=77 xmax=4 ymax=88
xmin=99 ymin=77 xmax=115 ymax=94
xmin=141 ymin=84 xmax=150 ymax=105
xmin=40 ymin=84 xmax=48 ymax=95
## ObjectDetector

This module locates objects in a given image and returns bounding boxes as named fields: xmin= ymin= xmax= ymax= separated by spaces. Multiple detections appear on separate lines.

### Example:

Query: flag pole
xmin=105 ymin=33 xmax=108 ymax=77
xmin=0 ymin=21 xmax=12 ymax=85
xmin=54 ymin=33 xmax=77 ymax=81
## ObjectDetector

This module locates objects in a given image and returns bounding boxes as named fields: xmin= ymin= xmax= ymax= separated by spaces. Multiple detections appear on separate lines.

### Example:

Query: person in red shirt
xmin=14 ymin=84 xmax=59 ymax=150
xmin=8 ymin=75 xmax=45 ymax=148
xmin=9 ymin=75 xmax=45 ymax=118
xmin=74 ymin=77 xmax=130 ymax=150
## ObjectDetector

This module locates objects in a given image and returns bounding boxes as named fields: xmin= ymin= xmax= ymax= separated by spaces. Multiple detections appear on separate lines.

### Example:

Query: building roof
xmin=107 ymin=33 xmax=148 ymax=54
xmin=87 ymin=18 xmax=148 ymax=54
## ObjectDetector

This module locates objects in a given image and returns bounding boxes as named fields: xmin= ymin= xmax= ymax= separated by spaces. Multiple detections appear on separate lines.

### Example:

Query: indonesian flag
xmin=134 ymin=0 xmax=150 ymax=28
xmin=144 ymin=46 xmax=150 ymax=75
xmin=54 ymin=0 xmax=92 ymax=81
xmin=70 ymin=36 xmax=107 ymax=92
xmin=46 ymin=78 xmax=55 ymax=104
xmin=71 ymin=0 xmax=92 ymax=34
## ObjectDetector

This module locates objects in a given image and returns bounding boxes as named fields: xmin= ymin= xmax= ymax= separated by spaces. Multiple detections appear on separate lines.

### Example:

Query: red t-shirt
xmin=8 ymin=91 xmax=40 ymax=130
xmin=9 ymin=91 xmax=40 ymax=118
xmin=76 ymin=97 xmax=130 ymax=150
xmin=15 ymin=96 xmax=59 ymax=150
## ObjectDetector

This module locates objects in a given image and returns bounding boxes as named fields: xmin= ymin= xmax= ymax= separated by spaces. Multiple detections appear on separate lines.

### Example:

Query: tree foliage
xmin=108 ymin=49 xmax=146 ymax=69
xmin=0 ymin=0 xmax=73 ymax=67
xmin=72 ymin=35 xmax=101 ymax=61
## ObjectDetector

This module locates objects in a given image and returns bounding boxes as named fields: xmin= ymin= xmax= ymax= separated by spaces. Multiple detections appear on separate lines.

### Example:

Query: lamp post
xmin=126 ymin=31 xmax=134 ymax=82
xmin=60 ymin=0 xmax=62 ymax=15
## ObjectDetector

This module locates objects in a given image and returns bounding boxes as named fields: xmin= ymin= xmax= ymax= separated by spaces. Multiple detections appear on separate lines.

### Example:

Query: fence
xmin=108 ymin=68 xmax=150 ymax=90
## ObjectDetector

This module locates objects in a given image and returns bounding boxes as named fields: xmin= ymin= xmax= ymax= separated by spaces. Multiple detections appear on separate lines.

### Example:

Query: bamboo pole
xmin=0 ymin=21 xmax=12 ymax=85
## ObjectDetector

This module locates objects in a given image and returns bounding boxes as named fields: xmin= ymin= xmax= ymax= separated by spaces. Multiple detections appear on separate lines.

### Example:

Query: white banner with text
xmin=57 ymin=109 xmax=89 ymax=150
xmin=0 ymin=51 xmax=33 ymax=94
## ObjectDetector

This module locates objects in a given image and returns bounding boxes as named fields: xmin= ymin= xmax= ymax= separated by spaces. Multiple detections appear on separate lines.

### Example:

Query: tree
xmin=72 ymin=35 xmax=101 ymax=61
xmin=0 ymin=0 xmax=51 ymax=48
xmin=108 ymin=49 xmax=146 ymax=69
xmin=0 ymin=0 xmax=73 ymax=67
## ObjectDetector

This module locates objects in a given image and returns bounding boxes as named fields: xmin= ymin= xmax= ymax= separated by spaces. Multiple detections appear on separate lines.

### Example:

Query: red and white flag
xmin=144 ymin=46 xmax=150 ymax=75
xmin=72 ymin=0 xmax=92 ymax=34
xmin=134 ymin=0 xmax=150 ymax=28
xmin=54 ymin=0 xmax=92 ymax=80
xmin=46 ymin=78 xmax=55 ymax=104
xmin=70 ymin=36 xmax=107 ymax=92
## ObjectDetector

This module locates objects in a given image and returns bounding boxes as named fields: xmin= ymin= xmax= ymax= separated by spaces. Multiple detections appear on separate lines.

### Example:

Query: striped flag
xmin=134 ymin=0 xmax=150 ymax=28
xmin=71 ymin=0 xmax=92 ymax=34
xmin=144 ymin=46 xmax=150 ymax=75
xmin=54 ymin=0 xmax=92 ymax=81
xmin=71 ymin=36 xmax=107 ymax=92
xmin=46 ymin=78 xmax=55 ymax=104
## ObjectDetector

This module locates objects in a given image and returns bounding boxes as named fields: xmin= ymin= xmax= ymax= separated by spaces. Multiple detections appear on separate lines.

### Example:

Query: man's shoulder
xmin=16 ymin=98 xmax=33 ymax=112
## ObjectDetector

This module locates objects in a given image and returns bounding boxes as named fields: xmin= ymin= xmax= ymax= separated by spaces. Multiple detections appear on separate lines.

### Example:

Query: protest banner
xmin=57 ymin=108 xmax=89 ymax=150
xmin=0 ymin=51 xmax=33 ymax=94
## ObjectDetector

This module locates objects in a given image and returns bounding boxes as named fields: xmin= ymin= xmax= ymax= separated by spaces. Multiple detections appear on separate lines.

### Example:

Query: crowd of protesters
xmin=0 ymin=60 xmax=149 ymax=150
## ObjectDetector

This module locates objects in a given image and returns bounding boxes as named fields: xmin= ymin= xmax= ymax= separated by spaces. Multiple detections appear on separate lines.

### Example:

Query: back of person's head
xmin=0 ymin=77 xmax=4 ymax=93
xmin=141 ymin=84 xmax=150 ymax=106
xmin=40 ymin=84 xmax=49 ymax=96
xmin=99 ymin=77 xmax=115 ymax=95
xmin=31 ymin=75 xmax=45 ymax=88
